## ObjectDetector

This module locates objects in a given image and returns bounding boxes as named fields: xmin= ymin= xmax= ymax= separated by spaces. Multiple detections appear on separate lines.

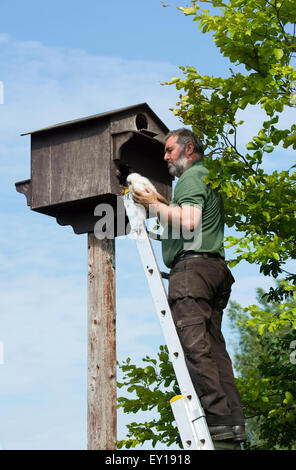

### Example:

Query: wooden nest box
xmin=15 ymin=103 xmax=172 ymax=235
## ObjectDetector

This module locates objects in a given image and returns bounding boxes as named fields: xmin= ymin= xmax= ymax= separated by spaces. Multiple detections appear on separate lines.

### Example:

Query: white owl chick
xmin=126 ymin=173 xmax=157 ymax=229
xmin=126 ymin=173 xmax=157 ymax=194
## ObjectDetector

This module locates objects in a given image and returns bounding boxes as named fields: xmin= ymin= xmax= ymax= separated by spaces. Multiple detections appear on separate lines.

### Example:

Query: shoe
xmin=208 ymin=425 xmax=235 ymax=441
xmin=232 ymin=425 xmax=247 ymax=442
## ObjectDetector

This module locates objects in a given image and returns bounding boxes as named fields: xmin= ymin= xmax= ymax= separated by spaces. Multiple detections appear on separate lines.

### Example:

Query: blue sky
xmin=0 ymin=0 xmax=295 ymax=451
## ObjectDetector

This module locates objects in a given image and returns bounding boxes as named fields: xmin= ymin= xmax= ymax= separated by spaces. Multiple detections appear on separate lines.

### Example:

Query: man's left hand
xmin=132 ymin=186 xmax=158 ymax=210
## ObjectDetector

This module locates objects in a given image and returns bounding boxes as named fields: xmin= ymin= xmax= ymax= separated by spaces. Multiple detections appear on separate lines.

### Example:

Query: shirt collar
xmin=186 ymin=157 xmax=204 ymax=171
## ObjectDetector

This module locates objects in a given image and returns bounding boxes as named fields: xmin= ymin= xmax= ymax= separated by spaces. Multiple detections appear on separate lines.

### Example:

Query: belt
xmin=171 ymin=251 xmax=222 ymax=269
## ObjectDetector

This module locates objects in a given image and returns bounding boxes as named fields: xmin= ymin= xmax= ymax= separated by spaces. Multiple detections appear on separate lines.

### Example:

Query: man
xmin=132 ymin=128 xmax=246 ymax=442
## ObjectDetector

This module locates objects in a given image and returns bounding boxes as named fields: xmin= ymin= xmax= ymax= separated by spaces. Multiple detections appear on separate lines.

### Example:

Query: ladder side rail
xmin=135 ymin=229 xmax=214 ymax=450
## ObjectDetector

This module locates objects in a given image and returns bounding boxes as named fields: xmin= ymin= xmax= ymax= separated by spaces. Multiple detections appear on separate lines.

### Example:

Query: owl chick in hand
xmin=127 ymin=173 xmax=157 ymax=195
xmin=126 ymin=173 xmax=158 ymax=228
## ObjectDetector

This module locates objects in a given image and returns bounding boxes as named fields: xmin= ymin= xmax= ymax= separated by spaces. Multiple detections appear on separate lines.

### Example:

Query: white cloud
xmin=0 ymin=35 xmax=181 ymax=145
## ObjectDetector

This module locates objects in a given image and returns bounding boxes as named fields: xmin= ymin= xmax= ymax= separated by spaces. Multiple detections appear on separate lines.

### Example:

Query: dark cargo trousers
xmin=168 ymin=254 xmax=244 ymax=426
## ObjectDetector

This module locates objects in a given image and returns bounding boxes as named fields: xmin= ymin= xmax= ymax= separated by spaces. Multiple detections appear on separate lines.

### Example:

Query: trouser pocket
xmin=176 ymin=319 xmax=209 ymax=356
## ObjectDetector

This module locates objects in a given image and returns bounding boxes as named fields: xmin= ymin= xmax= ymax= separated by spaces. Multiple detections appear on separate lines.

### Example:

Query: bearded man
xmin=132 ymin=128 xmax=246 ymax=443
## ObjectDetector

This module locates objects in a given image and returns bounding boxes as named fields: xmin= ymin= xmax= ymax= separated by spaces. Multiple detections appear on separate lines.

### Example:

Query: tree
xmin=165 ymin=1 xmax=296 ymax=307
xmin=117 ymin=287 xmax=296 ymax=449
xmin=227 ymin=287 xmax=296 ymax=450
xmin=118 ymin=0 xmax=296 ymax=448
xmin=165 ymin=0 xmax=296 ymax=339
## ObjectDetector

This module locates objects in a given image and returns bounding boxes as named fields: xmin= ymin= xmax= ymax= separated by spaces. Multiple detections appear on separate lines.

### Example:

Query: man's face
xmin=164 ymin=135 xmax=188 ymax=177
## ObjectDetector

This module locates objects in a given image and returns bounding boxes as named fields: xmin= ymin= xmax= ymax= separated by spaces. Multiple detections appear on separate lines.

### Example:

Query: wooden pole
xmin=87 ymin=233 xmax=116 ymax=450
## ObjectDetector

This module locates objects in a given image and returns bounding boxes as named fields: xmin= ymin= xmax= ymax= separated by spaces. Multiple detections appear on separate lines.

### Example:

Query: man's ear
xmin=185 ymin=142 xmax=195 ymax=157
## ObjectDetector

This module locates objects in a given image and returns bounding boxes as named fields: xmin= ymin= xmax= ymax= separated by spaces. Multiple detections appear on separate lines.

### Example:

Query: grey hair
xmin=165 ymin=128 xmax=204 ymax=156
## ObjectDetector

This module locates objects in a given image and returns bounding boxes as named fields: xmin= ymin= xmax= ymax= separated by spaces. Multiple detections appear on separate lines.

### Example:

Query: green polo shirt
xmin=161 ymin=158 xmax=225 ymax=268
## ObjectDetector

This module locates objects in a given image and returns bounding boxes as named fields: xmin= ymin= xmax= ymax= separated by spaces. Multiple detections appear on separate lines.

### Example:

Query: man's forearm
xmin=151 ymin=202 xmax=182 ymax=226
xmin=131 ymin=187 xmax=201 ymax=231
xmin=151 ymin=202 xmax=201 ymax=232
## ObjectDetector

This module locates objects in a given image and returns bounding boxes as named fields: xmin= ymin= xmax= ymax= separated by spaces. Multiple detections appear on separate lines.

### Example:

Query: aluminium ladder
xmin=123 ymin=192 xmax=215 ymax=451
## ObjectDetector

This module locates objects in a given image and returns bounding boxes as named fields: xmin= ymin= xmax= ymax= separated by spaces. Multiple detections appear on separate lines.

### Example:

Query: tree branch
xmin=221 ymin=132 xmax=257 ymax=174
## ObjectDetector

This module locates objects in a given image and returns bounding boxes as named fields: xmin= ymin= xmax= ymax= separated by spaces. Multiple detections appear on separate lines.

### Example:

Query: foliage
xmin=117 ymin=346 xmax=180 ymax=449
xmin=243 ymin=280 xmax=296 ymax=333
xmin=164 ymin=0 xmax=296 ymax=305
xmin=117 ymin=288 xmax=296 ymax=450
xmin=227 ymin=287 xmax=296 ymax=449
xmin=117 ymin=0 xmax=296 ymax=449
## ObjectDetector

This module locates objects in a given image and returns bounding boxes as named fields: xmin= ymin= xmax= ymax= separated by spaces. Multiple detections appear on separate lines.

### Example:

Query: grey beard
xmin=168 ymin=153 xmax=188 ymax=177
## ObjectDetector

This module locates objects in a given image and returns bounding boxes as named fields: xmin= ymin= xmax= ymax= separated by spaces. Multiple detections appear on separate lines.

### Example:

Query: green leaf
xmin=246 ymin=142 xmax=257 ymax=150
xmin=283 ymin=392 xmax=294 ymax=405
xmin=177 ymin=6 xmax=196 ymax=16
xmin=258 ymin=324 xmax=266 ymax=336
xmin=169 ymin=77 xmax=180 ymax=84
xmin=273 ymin=48 xmax=284 ymax=60
xmin=263 ymin=145 xmax=274 ymax=153
xmin=258 ymin=130 xmax=268 ymax=141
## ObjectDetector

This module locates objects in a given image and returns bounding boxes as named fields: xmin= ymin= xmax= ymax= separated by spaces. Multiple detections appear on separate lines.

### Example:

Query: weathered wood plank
xmin=31 ymin=120 xmax=111 ymax=209
xmin=87 ymin=233 xmax=116 ymax=450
